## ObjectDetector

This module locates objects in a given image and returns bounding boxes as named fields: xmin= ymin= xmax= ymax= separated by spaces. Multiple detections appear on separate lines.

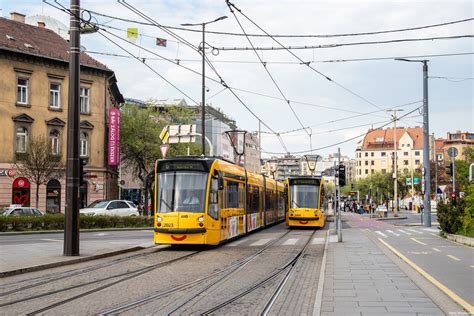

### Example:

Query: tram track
xmin=0 ymin=250 xmax=200 ymax=314
xmin=98 ymin=230 xmax=293 ymax=315
xmin=201 ymin=230 xmax=319 ymax=315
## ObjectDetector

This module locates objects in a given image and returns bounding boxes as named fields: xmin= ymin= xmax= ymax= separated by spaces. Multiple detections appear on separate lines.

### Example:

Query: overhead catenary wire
xmin=83 ymin=8 xmax=474 ymax=38
xmin=225 ymin=0 xmax=387 ymax=114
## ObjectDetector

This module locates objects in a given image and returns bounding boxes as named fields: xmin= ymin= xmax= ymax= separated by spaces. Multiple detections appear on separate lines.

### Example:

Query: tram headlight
xmin=198 ymin=216 xmax=204 ymax=227
xmin=157 ymin=217 xmax=163 ymax=223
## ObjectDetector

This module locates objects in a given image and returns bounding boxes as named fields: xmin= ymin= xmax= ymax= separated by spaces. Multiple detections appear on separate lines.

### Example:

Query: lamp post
xmin=395 ymin=58 xmax=431 ymax=227
xmin=182 ymin=16 xmax=227 ymax=156
xmin=386 ymin=109 xmax=403 ymax=217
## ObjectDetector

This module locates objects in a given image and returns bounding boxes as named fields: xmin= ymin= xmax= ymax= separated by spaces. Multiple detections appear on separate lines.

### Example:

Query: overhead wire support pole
xmin=64 ymin=0 xmax=81 ymax=256
xmin=337 ymin=147 xmax=342 ymax=242
xmin=386 ymin=109 xmax=403 ymax=217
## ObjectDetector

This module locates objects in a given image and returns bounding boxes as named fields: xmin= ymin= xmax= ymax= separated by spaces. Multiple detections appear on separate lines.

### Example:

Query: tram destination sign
xmin=290 ymin=178 xmax=320 ymax=186
xmin=158 ymin=160 xmax=207 ymax=172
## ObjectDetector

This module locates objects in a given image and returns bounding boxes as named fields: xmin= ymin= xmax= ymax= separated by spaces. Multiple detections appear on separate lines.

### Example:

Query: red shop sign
xmin=13 ymin=177 xmax=30 ymax=189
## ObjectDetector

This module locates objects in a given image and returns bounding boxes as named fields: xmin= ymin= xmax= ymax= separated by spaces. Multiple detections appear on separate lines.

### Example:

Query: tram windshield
xmin=290 ymin=185 xmax=319 ymax=209
xmin=157 ymin=171 xmax=208 ymax=213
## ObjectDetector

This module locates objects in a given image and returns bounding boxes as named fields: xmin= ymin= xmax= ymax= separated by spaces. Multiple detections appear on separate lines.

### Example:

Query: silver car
xmin=79 ymin=200 xmax=139 ymax=216
xmin=2 ymin=206 xmax=44 ymax=216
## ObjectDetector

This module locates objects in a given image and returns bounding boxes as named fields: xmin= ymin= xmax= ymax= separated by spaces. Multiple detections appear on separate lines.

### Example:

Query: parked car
xmin=79 ymin=200 xmax=139 ymax=216
xmin=2 ymin=205 xmax=44 ymax=216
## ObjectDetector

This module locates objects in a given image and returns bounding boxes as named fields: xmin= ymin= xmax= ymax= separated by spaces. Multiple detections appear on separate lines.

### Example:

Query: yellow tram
xmin=154 ymin=157 xmax=286 ymax=245
xmin=286 ymin=176 xmax=327 ymax=228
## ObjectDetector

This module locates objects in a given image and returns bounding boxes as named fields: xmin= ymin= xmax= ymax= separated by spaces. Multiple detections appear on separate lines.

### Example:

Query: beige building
xmin=442 ymin=131 xmax=473 ymax=161
xmin=0 ymin=13 xmax=123 ymax=212
xmin=355 ymin=127 xmax=424 ymax=180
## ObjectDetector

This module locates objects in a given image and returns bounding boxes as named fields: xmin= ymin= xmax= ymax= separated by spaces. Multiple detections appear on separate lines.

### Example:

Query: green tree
xmin=14 ymin=135 xmax=63 ymax=209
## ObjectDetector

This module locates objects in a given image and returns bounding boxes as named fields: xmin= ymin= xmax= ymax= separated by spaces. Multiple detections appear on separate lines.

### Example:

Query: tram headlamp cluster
xmin=198 ymin=216 xmax=204 ymax=227
xmin=157 ymin=217 xmax=163 ymax=222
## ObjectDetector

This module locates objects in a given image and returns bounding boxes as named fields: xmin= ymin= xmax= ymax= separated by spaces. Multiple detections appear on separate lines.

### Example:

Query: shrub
xmin=459 ymin=184 xmax=474 ymax=238
xmin=0 ymin=214 xmax=153 ymax=232
xmin=437 ymin=199 xmax=465 ymax=234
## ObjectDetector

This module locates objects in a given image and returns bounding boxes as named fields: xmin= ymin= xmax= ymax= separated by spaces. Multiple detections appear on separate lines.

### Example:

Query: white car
xmin=80 ymin=200 xmax=139 ymax=217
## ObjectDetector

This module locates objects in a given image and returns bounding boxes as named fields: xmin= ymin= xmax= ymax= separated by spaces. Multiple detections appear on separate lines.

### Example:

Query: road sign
xmin=159 ymin=127 xmax=170 ymax=144
xmin=414 ymin=177 xmax=420 ymax=185
xmin=160 ymin=144 xmax=169 ymax=159
xmin=447 ymin=147 xmax=458 ymax=158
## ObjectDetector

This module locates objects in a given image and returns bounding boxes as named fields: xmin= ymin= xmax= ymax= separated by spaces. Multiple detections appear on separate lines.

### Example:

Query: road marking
xmin=411 ymin=238 xmax=427 ymax=246
xmin=250 ymin=238 xmax=271 ymax=246
xmin=406 ymin=228 xmax=423 ymax=234
xmin=470 ymin=265 xmax=474 ymax=269
xmin=423 ymin=228 xmax=439 ymax=233
xmin=311 ymin=237 xmax=325 ymax=245
xmin=378 ymin=238 xmax=474 ymax=314
xmin=375 ymin=231 xmax=388 ymax=238
xmin=40 ymin=239 xmax=62 ymax=242
xmin=227 ymin=239 xmax=247 ymax=247
xmin=386 ymin=230 xmax=400 ymax=236
xmin=447 ymin=254 xmax=461 ymax=261
xmin=432 ymin=247 xmax=441 ymax=252
xmin=398 ymin=229 xmax=411 ymax=235
xmin=282 ymin=238 xmax=299 ymax=246
xmin=313 ymin=230 xmax=329 ymax=316
xmin=94 ymin=233 xmax=108 ymax=236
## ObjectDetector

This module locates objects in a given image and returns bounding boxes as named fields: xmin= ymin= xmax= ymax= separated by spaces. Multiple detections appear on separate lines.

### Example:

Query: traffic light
xmin=338 ymin=164 xmax=346 ymax=187
xmin=79 ymin=158 xmax=87 ymax=186
xmin=445 ymin=163 xmax=453 ymax=176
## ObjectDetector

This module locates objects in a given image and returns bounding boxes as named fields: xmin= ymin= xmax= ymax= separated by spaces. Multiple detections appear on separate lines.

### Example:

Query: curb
xmin=375 ymin=216 xmax=408 ymax=221
xmin=0 ymin=246 xmax=147 ymax=278
xmin=446 ymin=233 xmax=474 ymax=247
xmin=0 ymin=227 xmax=154 ymax=236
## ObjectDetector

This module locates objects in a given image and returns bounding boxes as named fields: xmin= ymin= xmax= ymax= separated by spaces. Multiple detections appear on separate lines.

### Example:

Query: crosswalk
xmin=227 ymin=235 xmax=334 ymax=247
xmin=374 ymin=227 xmax=440 ymax=239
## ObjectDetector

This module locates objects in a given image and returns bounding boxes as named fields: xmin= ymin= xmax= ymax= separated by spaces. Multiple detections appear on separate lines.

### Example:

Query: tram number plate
xmin=163 ymin=223 xmax=174 ymax=227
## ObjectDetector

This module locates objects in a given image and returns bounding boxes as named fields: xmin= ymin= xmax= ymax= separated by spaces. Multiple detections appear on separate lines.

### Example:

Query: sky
xmin=2 ymin=0 xmax=473 ymax=159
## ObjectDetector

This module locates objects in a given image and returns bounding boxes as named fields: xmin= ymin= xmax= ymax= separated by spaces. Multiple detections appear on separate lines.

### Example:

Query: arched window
xmin=80 ymin=132 xmax=88 ymax=157
xmin=50 ymin=130 xmax=60 ymax=155
xmin=16 ymin=127 xmax=28 ymax=153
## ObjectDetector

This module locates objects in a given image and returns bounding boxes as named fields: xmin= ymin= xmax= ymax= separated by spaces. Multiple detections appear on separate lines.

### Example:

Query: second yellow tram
xmin=286 ymin=176 xmax=327 ymax=228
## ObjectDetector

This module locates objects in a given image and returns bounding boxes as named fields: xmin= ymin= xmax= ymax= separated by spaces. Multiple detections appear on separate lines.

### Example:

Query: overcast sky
xmin=2 ymin=0 xmax=473 ymax=158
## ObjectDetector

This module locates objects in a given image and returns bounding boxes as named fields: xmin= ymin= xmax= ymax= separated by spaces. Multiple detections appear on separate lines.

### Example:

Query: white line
xmin=226 ymin=239 xmax=247 ymax=247
xmin=447 ymin=254 xmax=461 ymax=261
xmin=312 ymin=237 xmax=325 ymax=245
xmin=250 ymin=238 xmax=271 ymax=246
xmin=40 ymin=239 xmax=62 ymax=242
xmin=432 ymin=247 xmax=441 ymax=252
xmin=282 ymin=238 xmax=299 ymax=246
xmin=406 ymin=228 xmax=423 ymax=234
xmin=329 ymin=235 xmax=338 ymax=243
xmin=313 ymin=230 xmax=329 ymax=316
xmin=386 ymin=230 xmax=400 ymax=237
xmin=398 ymin=229 xmax=412 ymax=235
xmin=423 ymin=228 xmax=440 ymax=233
xmin=375 ymin=231 xmax=388 ymax=238
xmin=411 ymin=238 xmax=427 ymax=246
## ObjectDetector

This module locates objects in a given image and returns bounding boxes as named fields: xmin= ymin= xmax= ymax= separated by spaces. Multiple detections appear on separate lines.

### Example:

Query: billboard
xmin=108 ymin=108 xmax=120 ymax=166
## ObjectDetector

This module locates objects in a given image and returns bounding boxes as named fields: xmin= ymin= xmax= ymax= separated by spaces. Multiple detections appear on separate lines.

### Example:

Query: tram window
xmin=225 ymin=181 xmax=239 ymax=208
xmin=208 ymin=178 xmax=219 ymax=219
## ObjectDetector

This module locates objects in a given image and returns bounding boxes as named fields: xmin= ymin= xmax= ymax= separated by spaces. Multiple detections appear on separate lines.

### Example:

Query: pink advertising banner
xmin=108 ymin=108 xmax=120 ymax=166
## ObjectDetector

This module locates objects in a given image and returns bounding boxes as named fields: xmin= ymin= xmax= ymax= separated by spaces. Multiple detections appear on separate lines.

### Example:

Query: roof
xmin=0 ymin=17 xmax=109 ymax=71
xmin=361 ymin=127 xmax=423 ymax=150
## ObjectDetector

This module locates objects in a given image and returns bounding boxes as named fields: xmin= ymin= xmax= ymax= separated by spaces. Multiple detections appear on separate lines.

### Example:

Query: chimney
xmin=10 ymin=12 xmax=26 ymax=23
xmin=37 ymin=21 xmax=46 ymax=28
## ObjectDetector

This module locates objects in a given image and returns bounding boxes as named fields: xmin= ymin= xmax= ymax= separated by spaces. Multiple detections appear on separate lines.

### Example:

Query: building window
xmin=49 ymin=130 xmax=60 ymax=155
xmin=415 ymin=159 xmax=420 ymax=165
xmin=371 ymin=161 xmax=374 ymax=165
xmin=365 ymin=161 xmax=368 ymax=166
xmin=375 ymin=137 xmax=384 ymax=142
xmin=371 ymin=169 xmax=374 ymax=174
xmin=16 ymin=127 xmax=28 ymax=153
xmin=381 ymin=152 xmax=386 ymax=157
xmin=404 ymin=152 xmax=409 ymax=156
xmin=365 ymin=169 xmax=368 ymax=174
xmin=365 ymin=152 xmax=368 ymax=157
xmin=371 ymin=152 xmax=374 ymax=157
xmin=17 ymin=78 xmax=28 ymax=104
xmin=80 ymin=132 xmax=88 ymax=157
xmin=415 ymin=151 xmax=420 ymax=156
xmin=404 ymin=160 xmax=409 ymax=165
xmin=80 ymin=87 xmax=90 ymax=114
xmin=382 ymin=169 xmax=386 ymax=174
xmin=49 ymin=83 xmax=61 ymax=109
xmin=403 ymin=168 xmax=409 ymax=173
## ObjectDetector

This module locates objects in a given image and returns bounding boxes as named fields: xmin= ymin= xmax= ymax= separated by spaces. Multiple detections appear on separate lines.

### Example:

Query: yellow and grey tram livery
xmin=286 ymin=176 xmax=326 ymax=228
xmin=154 ymin=157 xmax=286 ymax=245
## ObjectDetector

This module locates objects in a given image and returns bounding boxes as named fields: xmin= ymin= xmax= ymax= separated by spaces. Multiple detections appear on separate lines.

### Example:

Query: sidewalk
xmin=0 ymin=235 xmax=154 ymax=277
xmin=321 ymin=227 xmax=448 ymax=315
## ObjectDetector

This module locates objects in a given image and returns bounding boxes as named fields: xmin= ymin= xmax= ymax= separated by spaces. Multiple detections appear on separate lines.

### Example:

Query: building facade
xmin=442 ymin=131 xmax=474 ymax=161
xmin=0 ymin=13 xmax=123 ymax=212
xmin=355 ymin=127 xmax=424 ymax=180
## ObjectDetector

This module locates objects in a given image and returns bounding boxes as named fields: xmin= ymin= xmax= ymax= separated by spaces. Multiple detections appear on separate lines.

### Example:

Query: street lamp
xmin=182 ymin=16 xmax=227 ymax=156
xmin=386 ymin=109 xmax=403 ymax=217
xmin=304 ymin=154 xmax=321 ymax=176
xmin=395 ymin=58 xmax=431 ymax=227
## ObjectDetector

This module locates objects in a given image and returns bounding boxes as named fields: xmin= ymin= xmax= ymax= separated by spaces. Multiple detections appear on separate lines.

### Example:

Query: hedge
xmin=0 ymin=214 xmax=154 ymax=232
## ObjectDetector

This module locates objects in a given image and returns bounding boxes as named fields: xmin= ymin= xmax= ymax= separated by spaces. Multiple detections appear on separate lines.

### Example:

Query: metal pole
xmin=433 ymin=133 xmax=438 ymax=200
xmin=393 ymin=111 xmax=399 ymax=217
xmin=259 ymin=120 xmax=262 ymax=163
xmin=201 ymin=23 xmax=206 ymax=156
xmin=64 ymin=0 xmax=81 ymax=256
xmin=422 ymin=61 xmax=431 ymax=227
xmin=337 ymin=147 xmax=342 ymax=242
xmin=452 ymin=156 xmax=456 ymax=193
